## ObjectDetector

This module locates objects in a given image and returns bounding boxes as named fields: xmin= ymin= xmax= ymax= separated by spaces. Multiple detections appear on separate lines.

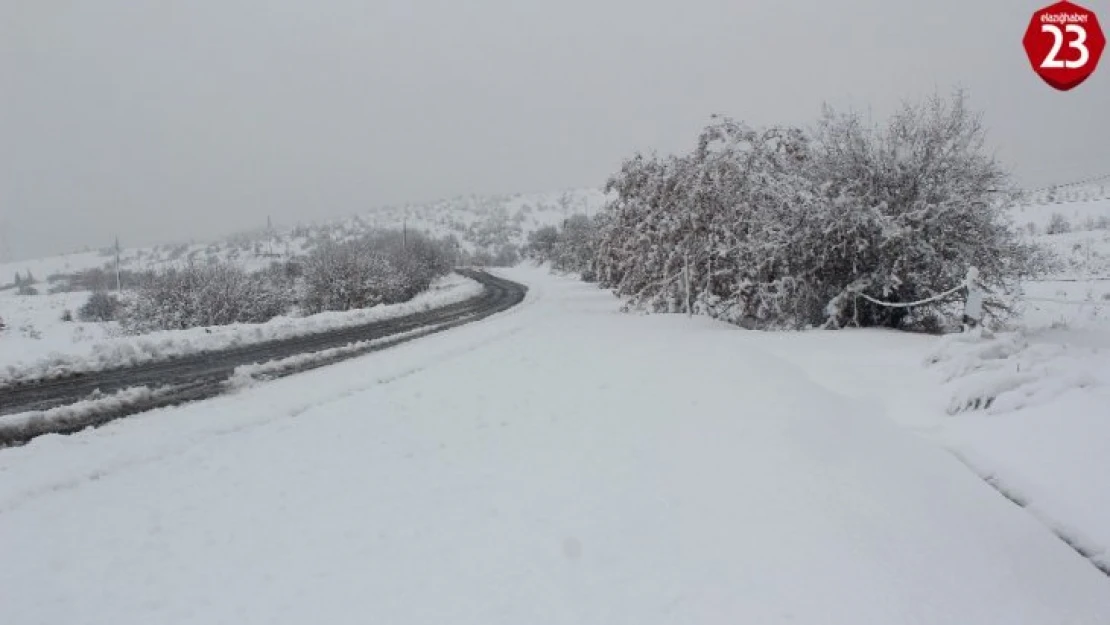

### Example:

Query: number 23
xmin=1041 ymin=24 xmax=1090 ymax=68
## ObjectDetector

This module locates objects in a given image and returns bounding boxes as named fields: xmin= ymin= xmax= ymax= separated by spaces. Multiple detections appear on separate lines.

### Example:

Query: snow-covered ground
xmin=0 ymin=289 xmax=115 ymax=359
xmin=1 ymin=266 xmax=1107 ymax=624
xmin=1013 ymin=195 xmax=1110 ymax=234
xmin=744 ymin=325 xmax=1110 ymax=575
xmin=0 ymin=274 xmax=483 ymax=385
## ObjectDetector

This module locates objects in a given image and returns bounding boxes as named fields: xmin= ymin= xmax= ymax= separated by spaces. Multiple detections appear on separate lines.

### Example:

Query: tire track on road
xmin=0 ymin=270 xmax=527 ymax=447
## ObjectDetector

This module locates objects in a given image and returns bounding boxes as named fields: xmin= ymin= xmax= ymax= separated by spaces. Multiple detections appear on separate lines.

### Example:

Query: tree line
xmin=80 ymin=228 xmax=458 ymax=332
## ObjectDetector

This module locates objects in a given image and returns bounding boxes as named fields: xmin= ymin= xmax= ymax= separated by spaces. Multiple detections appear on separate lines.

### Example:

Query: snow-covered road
xmin=1 ymin=266 xmax=1108 ymax=624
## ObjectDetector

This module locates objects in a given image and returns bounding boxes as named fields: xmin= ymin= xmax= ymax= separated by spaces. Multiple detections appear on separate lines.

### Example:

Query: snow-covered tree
xmin=594 ymin=90 xmax=1047 ymax=331
xmin=523 ymin=226 xmax=559 ymax=261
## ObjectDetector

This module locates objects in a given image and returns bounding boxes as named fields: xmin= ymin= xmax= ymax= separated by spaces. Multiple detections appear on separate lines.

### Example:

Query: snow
xmin=0 ymin=289 xmax=118 ymax=370
xmin=1 ymin=266 xmax=1107 ymax=624
xmin=0 ymin=386 xmax=161 ymax=434
xmin=0 ymin=251 xmax=115 ymax=286
xmin=0 ymin=274 xmax=483 ymax=385
xmin=1012 ymin=195 xmax=1110 ymax=232
xmin=745 ymin=323 xmax=1110 ymax=576
xmin=225 ymin=320 xmax=471 ymax=389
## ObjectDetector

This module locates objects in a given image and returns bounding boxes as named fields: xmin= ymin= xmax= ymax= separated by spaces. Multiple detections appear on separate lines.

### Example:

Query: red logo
xmin=1023 ymin=1 xmax=1105 ymax=91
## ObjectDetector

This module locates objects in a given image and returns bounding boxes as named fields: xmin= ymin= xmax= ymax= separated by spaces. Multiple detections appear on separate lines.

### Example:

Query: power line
xmin=1021 ymin=172 xmax=1110 ymax=195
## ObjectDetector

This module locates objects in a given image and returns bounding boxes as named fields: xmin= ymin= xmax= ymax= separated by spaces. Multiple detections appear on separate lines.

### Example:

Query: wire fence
xmin=852 ymin=267 xmax=1108 ymax=322
xmin=1020 ymin=172 xmax=1110 ymax=196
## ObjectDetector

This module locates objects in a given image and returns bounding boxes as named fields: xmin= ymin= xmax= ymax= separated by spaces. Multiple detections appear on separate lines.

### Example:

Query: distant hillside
xmin=0 ymin=188 xmax=612 ymax=290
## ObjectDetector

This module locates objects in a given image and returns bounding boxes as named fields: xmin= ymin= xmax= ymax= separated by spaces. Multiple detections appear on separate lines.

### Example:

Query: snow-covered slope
xmin=0 ymin=188 xmax=610 ymax=288
xmin=337 ymin=188 xmax=611 ymax=254
xmin=1 ymin=266 xmax=1107 ymax=624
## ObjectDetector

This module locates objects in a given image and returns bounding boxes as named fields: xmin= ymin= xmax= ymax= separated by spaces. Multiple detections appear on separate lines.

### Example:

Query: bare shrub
xmin=122 ymin=262 xmax=292 ymax=332
xmin=1046 ymin=212 xmax=1072 ymax=235
xmin=301 ymin=230 xmax=455 ymax=312
xmin=78 ymin=291 xmax=123 ymax=322
xmin=301 ymin=239 xmax=406 ymax=314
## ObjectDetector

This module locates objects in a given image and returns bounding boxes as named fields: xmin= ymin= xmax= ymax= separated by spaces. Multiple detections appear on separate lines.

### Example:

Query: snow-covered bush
xmin=523 ymin=215 xmax=605 ymax=280
xmin=523 ymin=226 xmax=560 ymax=261
xmin=595 ymin=90 xmax=1046 ymax=330
xmin=122 ymin=262 xmax=292 ymax=332
xmin=78 ymin=291 xmax=123 ymax=322
xmin=301 ymin=229 xmax=455 ymax=312
xmin=552 ymin=214 xmax=597 ymax=276
xmin=300 ymin=238 xmax=407 ymax=314
xmin=387 ymin=232 xmax=456 ymax=297
xmin=1046 ymin=212 xmax=1072 ymax=235
xmin=14 ymin=271 xmax=39 ymax=296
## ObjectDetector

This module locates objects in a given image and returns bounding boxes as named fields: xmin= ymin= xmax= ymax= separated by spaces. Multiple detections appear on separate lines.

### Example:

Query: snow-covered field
xmin=0 ymin=274 xmax=483 ymax=384
xmin=1 ymin=266 xmax=1108 ymax=624
xmin=745 ymin=326 xmax=1110 ymax=574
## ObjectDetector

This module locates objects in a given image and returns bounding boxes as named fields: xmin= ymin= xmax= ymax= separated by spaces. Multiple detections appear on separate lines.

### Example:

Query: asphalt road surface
xmin=0 ymin=269 xmax=526 ymax=446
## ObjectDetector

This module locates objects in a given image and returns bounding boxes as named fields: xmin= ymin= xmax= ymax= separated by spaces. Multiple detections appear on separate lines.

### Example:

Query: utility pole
xmin=114 ymin=236 xmax=122 ymax=292
xmin=402 ymin=218 xmax=407 ymax=251
xmin=267 ymin=216 xmax=274 ymax=256
xmin=0 ymin=219 xmax=10 ymax=262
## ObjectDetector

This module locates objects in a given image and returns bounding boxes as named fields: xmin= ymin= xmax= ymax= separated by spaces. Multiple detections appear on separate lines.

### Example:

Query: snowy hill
xmin=0 ymin=188 xmax=611 ymax=289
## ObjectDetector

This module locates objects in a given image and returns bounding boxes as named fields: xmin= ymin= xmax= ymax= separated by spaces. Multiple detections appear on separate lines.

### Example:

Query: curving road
xmin=0 ymin=269 xmax=526 ymax=446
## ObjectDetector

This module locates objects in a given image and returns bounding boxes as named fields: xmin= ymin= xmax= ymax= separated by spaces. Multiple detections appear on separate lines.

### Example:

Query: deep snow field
xmin=1 ymin=187 xmax=1110 ymax=623
xmin=1 ymin=265 xmax=1109 ymax=624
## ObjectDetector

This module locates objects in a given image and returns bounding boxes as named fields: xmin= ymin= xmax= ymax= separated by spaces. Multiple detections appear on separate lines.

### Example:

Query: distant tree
xmin=552 ymin=214 xmax=599 ymax=278
xmin=524 ymin=226 xmax=560 ymax=262
xmin=492 ymin=244 xmax=520 ymax=267
xmin=1046 ymin=212 xmax=1072 ymax=235
xmin=16 ymin=270 xmax=38 ymax=294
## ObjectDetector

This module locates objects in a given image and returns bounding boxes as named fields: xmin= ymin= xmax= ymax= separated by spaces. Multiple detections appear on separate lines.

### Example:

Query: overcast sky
xmin=2 ymin=0 xmax=1107 ymax=259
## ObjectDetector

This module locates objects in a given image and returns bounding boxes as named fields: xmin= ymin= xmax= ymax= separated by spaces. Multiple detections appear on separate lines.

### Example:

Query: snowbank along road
xmin=0 ymin=270 xmax=526 ymax=446
xmin=1 ymin=266 xmax=1108 ymax=625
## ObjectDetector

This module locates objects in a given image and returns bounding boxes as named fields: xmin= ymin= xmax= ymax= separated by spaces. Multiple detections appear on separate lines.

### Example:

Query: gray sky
xmin=2 ymin=0 xmax=1107 ymax=260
